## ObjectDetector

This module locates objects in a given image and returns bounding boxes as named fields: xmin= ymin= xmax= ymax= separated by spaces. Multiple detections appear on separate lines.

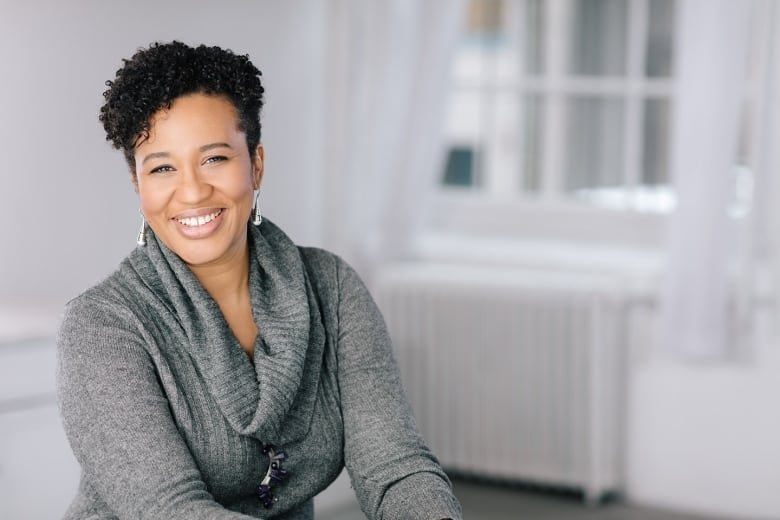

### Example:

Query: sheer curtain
xmin=658 ymin=0 xmax=752 ymax=359
xmin=320 ymin=0 xmax=467 ymax=278
xmin=750 ymin=0 xmax=780 ymax=339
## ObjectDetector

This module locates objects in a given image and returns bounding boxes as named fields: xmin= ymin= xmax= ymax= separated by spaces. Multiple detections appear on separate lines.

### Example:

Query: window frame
xmin=433 ymin=0 xmax=678 ymax=249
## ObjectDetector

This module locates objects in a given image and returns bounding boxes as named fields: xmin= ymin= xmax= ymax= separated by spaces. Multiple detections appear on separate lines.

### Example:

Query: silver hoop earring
xmin=252 ymin=190 xmax=262 ymax=226
xmin=136 ymin=211 xmax=147 ymax=246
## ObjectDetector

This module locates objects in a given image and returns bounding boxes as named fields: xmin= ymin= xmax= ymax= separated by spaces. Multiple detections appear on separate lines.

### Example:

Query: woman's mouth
xmin=176 ymin=209 xmax=223 ymax=227
xmin=172 ymin=208 xmax=225 ymax=239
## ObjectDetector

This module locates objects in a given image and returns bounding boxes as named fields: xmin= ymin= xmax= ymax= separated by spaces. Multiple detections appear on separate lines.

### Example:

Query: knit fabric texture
xmin=57 ymin=220 xmax=462 ymax=520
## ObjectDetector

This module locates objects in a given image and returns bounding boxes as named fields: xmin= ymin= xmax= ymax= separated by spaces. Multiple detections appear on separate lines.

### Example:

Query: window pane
xmin=569 ymin=0 xmax=628 ymax=76
xmin=565 ymin=96 xmax=625 ymax=191
xmin=646 ymin=0 xmax=675 ymax=77
xmin=465 ymin=0 xmax=504 ymax=43
xmin=521 ymin=94 xmax=544 ymax=192
xmin=642 ymin=98 xmax=670 ymax=185
xmin=524 ymin=0 xmax=545 ymax=75
xmin=495 ymin=0 xmax=546 ymax=80
xmin=443 ymin=146 xmax=478 ymax=186
xmin=455 ymin=1 xmax=503 ymax=85
xmin=456 ymin=0 xmax=510 ymax=88
xmin=443 ymin=88 xmax=485 ymax=188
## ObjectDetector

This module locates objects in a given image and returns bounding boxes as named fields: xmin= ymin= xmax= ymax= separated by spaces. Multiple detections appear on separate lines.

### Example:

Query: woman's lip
xmin=171 ymin=207 xmax=224 ymax=220
xmin=172 ymin=208 xmax=225 ymax=239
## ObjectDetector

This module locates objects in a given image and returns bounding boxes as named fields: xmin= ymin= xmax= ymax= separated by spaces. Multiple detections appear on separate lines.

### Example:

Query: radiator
xmin=373 ymin=263 xmax=637 ymax=502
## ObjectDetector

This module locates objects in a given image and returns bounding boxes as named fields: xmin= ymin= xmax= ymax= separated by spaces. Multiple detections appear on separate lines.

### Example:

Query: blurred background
xmin=1 ymin=0 xmax=779 ymax=518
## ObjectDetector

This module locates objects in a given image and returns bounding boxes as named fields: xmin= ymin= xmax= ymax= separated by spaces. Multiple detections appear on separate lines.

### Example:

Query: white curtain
xmin=750 ymin=0 xmax=780 ymax=337
xmin=658 ymin=0 xmax=752 ymax=359
xmin=320 ymin=0 xmax=467 ymax=279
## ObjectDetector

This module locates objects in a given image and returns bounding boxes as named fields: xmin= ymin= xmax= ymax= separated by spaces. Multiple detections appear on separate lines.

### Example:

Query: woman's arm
xmin=57 ymin=295 xmax=255 ymax=520
xmin=334 ymin=258 xmax=462 ymax=520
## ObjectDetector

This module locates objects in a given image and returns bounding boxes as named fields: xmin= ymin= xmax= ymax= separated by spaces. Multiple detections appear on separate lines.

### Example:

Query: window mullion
xmin=623 ymin=0 xmax=648 ymax=199
xmin=488 ymin=1 xmax=522 ymax=199
xmin=483 ymin=71 xmax=504 ymax=198
xmin=540 ymin=0 xmax=570 ymax=200
xmin=515 ymin=0 xmax=530 ymax=194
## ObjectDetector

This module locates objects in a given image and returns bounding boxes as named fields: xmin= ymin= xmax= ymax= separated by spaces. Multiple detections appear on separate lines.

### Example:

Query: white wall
xmin=0 ymin=0 xmax=324 ymax=309
xmin=625 ymin=310 xmax=780 ymax=519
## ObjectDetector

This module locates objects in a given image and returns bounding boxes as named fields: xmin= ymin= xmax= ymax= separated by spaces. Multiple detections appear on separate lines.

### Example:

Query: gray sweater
xmin=57 ymin=220 xmax=461 ymax=520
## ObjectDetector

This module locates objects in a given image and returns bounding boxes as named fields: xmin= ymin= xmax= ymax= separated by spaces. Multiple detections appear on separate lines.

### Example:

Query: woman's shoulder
xmin=296 ymin=246 xmax=342 ymax=307
xmin=297 ymin=246 xmax=340 ymax=275
xmin=59 ymin=252 xmax=154 ymax=342
xmin=296 ymin=246 xmax=377 ymax=325
xmin=64 ymin=255 xmax=140 ymax=312
xmin=296 ymin=246 xmax=368 ymax=294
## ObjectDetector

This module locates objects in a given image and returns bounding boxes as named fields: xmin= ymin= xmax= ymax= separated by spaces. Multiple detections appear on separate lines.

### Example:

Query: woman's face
xmin=134 ymin=93 xmax=263 ymax=268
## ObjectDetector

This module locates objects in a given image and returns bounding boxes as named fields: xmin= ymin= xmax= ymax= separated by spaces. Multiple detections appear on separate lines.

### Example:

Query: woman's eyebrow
xmin=141 ymin=151 xmax=170 ymax=165
xmin=200 ymin=142 xmax=233 ymax=153
xmin=141 ymin=143 xmax=233 ymax=165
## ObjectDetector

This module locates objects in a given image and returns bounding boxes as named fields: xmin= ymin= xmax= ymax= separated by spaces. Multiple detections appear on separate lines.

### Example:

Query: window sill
xmin=429 ymin=191 xmax=670 ymax=249
xmin=410 ymin=231 xmax=662 ymax=297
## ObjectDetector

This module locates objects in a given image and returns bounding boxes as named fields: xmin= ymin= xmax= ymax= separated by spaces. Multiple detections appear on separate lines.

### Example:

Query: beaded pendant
xmin=256 ymin=444 xmax=289 ymax=509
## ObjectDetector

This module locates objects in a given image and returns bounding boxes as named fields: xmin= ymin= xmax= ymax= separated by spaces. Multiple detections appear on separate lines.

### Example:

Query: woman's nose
xmin=176 ymin=167 xmax=211 ymax=203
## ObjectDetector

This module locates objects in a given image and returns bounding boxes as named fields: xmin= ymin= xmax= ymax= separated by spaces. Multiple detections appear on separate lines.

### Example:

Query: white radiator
xmin=374 ymin=263 xmax=641 ymax=502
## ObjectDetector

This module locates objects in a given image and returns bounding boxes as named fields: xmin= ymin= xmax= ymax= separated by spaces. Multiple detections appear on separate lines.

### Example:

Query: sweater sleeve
xmin=56 ymin=295 xmax=255 ymax=520
xmin=334 ymin=259 xmax=462 ymax=520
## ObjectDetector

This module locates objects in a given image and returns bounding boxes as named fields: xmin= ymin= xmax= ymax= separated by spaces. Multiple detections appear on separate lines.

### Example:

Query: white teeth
xmin=177 ymin=209 xmax=222 ymax=227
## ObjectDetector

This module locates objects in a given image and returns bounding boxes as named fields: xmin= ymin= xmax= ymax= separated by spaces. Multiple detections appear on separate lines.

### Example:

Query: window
xmin=441 ymin=0 xmax=676 ymax=214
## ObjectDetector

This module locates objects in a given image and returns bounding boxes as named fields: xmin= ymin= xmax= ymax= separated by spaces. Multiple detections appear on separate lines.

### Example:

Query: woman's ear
xmin=253 ymin=144 xmax=265 ymax=190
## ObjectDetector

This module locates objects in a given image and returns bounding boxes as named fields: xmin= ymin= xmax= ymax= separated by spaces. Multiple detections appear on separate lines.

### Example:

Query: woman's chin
xmin=174 ymin=240 xmax=236 ymax=268
xmin=156 ymin=217 xmax=247 ymax=268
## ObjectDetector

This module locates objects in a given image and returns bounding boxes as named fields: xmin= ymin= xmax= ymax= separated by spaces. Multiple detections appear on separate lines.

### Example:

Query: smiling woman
xmin=136 ymin=95 xmax=261 ymax=264
xmin=134 ymin=94 xmax=264 ymax=355
xmin=56 ymin=41 xmax=461 ymax=520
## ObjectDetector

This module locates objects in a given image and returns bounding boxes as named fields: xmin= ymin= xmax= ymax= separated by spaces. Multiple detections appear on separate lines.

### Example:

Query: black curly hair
xmin=99 ymin=41 xmax=265 ymax=175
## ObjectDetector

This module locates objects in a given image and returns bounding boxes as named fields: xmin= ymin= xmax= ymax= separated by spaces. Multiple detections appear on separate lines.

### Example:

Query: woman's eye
xmin=149 ymin=165 xmax=174 ymax=174
xmin=204 ymin=155 xmax=228 ymax=165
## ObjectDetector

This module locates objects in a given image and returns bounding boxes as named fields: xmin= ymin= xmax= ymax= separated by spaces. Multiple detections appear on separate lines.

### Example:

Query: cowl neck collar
xmin=130 ymin=220 xmax=325 ymax=445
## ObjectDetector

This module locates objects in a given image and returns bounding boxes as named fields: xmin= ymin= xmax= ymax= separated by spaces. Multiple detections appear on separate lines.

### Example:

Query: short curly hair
xmin=99 ymin=41 xmax=265 ymax=175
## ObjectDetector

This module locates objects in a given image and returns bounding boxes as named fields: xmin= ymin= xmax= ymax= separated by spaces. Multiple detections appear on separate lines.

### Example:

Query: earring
xmin=136 ymin=211 xmax=147 ymax=246
xmin=252 ymin=190 xmax=262 ymax=226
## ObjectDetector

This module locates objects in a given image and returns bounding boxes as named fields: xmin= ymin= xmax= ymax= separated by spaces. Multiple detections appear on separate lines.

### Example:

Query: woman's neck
xmin=188 ymin=242 xmax=251 ymax=307
xmin=189 ymin=241 xmax=258 ymax=354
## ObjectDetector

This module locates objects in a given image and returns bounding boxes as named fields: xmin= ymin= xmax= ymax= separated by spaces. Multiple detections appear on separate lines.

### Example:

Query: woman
xmin=57 ymin=41 xmax=461 ymax=520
